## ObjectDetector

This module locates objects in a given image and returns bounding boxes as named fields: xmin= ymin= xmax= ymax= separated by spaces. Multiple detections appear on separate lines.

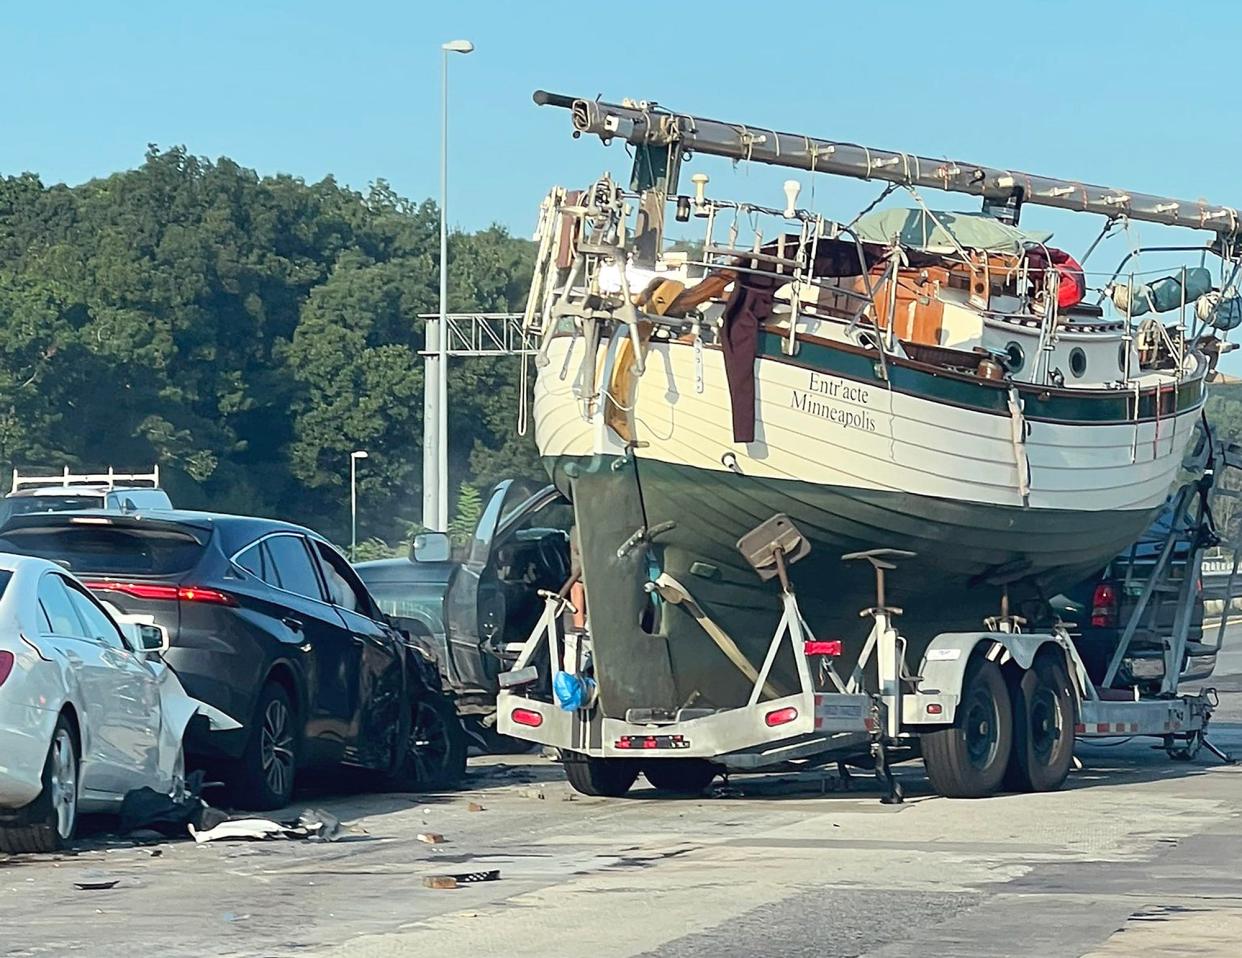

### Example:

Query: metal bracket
xmin=737 ymin=514 xmax=811 ymax=586
xmin=616 ymin=520 xmax=677 ymax=559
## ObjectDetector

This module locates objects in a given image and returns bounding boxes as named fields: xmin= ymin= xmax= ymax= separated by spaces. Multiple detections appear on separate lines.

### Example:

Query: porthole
xmin=1004 ymin=341 xmax=1025 ymax=373
xmin=1069 ymin=347 xmax=1087 ymax=378
xmin=1117 ymin=343 xmax=1128 ymax=372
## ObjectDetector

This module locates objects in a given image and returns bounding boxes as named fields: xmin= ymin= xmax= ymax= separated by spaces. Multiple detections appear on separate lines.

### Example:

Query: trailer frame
xmin=498 ymin=431 xmax=1239 ymax=800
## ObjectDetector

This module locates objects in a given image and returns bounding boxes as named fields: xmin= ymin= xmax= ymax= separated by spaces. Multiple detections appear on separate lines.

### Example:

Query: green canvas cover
xmin=852 ymin=209 xmax=1053 ymax=254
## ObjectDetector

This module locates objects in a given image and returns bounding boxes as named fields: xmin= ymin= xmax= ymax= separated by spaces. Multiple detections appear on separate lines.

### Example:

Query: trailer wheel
xmin=562 ymin=753 xmax=639 ymax=797
xmin=921 ymin=657 xmax=1012 ymax=798
xmin=643 ymin=759 xmax=718 ymax=794
xmin=1005 ymin=656 xmax=1076 ymax=792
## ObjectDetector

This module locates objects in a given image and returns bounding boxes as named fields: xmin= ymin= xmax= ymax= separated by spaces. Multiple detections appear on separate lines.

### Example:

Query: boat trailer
xmin=498 ymin=433 xmax=1239 ymax=802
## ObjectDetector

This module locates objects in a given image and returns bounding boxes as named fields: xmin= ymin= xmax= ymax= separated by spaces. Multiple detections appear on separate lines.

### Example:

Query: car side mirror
xmin=137 ymin=622 xmax=171 ymax=653
xmin=118 ymin=620 xmax=171 ymax=654
xmin=411 ymin=531 xmax=451 ymax=563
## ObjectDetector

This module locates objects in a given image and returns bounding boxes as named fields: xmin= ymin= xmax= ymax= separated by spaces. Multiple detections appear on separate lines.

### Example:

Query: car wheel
xmin=0 ymin=715 xmax=79 ymax=854
xmin=388 ymin=693 xmax=467 ymax=792
xmin=233 ymin=682 xmax=297 ymax=810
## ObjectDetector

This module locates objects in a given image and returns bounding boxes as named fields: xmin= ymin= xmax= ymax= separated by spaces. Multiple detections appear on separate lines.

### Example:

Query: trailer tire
xmin=921 ymin=657 xmax=1012 ymax=798
xmin=562 ymin=753 xmax=639 ymax=797
xmin=643 ymin=759 xmax=718 ymax=794
xmin=1005 ymin=656 xmax=1076 ymax=792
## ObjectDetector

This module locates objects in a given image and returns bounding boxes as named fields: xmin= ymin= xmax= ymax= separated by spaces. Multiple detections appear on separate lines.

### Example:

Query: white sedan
xmin=0 ymin=554 xmax=236 ymax=852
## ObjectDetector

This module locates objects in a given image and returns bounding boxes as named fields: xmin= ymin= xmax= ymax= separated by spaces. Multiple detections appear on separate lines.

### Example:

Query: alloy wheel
xmin=408 ymin=701 xmax=450 ymax=784
xmin=50 ymin=729 xmax=77 ymax=840
xmin=260 ymin=698 xmax=295 ymax=800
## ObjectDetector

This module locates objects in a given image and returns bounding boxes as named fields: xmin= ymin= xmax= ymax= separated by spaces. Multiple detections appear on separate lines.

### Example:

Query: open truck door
xmin=444 ymin=481 xmax=513 ymax=695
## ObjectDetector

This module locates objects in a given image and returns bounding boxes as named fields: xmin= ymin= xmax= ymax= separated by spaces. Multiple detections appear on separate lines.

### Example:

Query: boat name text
xmin=792 ymin=374 xmax=877 ymax=432
xmin=806 ymin=372 xmax=870 ymax=404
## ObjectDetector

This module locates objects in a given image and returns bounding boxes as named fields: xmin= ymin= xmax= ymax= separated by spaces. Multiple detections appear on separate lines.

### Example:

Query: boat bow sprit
xmin=520 ymin=92 xmax=1241 ymax=717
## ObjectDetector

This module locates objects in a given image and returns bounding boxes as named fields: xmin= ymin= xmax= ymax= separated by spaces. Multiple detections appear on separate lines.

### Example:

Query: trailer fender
xmin=908 ymin=631 xmax=1071 ymax=725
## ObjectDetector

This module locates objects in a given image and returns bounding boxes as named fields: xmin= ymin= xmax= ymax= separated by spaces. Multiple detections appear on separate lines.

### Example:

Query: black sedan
xmin=0 ymin=510 xmax=465 ymax=809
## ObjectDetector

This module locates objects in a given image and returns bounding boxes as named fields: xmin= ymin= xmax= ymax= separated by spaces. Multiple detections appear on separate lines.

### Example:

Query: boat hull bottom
xmin=548 ymin=454 xmax=1160 ymax=718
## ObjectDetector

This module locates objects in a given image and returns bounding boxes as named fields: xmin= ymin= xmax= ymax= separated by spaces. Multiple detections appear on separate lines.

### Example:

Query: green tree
xmin=448 ymin=482 xmax=483 ymax=546
xmin=0 ymin=149 xmax=541 ymax=545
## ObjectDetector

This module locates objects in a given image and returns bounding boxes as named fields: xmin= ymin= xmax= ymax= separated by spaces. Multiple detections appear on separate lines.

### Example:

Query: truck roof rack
xmin=11 ymin=466 xmax=161 ymax=494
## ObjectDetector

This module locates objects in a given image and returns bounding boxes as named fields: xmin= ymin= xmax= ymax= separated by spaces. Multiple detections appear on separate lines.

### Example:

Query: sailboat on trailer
xmin=520 ymin=91 xmax=1242 ymax=716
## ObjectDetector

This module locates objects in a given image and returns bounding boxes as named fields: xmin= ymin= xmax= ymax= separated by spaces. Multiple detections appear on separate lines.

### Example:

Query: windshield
xmin=362 ymin=581 xmax=445 ymax=635
xmin=0 ymin=525 xmax=207 ymax=576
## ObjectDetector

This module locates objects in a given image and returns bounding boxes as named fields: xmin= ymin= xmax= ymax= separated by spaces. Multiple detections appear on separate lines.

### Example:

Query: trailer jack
xmin=871 ymin=739 xmax=904 ymax=805
xmin=1165 ymin=728 xmax=1237 ymax=765
xmin=1202 ymin=735 xmax=1236 ymax=765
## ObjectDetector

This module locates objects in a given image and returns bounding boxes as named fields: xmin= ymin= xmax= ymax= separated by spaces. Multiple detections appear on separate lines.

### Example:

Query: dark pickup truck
xmin=1056 ymin=505 xmax=1214 ymax=693
xmin=355 ymin=480 xmax=571 ymax=748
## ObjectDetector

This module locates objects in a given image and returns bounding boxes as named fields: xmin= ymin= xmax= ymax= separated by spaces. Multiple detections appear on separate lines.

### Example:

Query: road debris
xmin=417 ymin=833 xmax=447 ymax=845
xmin=297 ymin=808 xmax=345 ymax=842
xmin=74 ymin=880 xmax=119 ymax=891
xmin=189 ymin=809 xmax=346 ymax=844
xmin=467 ymin=802 xmax=486 ymax=812
xmin=118 ymin=772 xmax=208 ymax=837
xmin=424 ymin=869 xmax=501 ymax=889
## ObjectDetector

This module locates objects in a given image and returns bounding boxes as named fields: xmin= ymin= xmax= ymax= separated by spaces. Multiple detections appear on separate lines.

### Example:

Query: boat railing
xmin=526 ymin=173 xmax=1229 ymax=410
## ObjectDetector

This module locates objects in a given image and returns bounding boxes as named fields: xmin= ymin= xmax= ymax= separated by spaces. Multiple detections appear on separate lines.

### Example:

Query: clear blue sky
xmin=4 ymin=1 xmax=1241 ymax=341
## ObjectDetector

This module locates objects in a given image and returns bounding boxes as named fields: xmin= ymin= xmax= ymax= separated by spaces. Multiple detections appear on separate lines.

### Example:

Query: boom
xmin=534 ymin=91 xmax=1241 ymax=239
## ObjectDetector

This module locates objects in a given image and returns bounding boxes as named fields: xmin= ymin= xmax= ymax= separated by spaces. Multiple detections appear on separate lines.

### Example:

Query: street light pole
xmin=350 ymin=450 xmax=368 ymax=560
xmin=431 ymin=38 xmax=474 ymax=533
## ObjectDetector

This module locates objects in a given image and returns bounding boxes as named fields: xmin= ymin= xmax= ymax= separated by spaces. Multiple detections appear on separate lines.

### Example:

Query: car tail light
xmin=511 ymin=708 xmax=543 ymax=728
xmin=83 ymin=581 xmax=236 ymax=606
xmin=176 ymin=587 xmax=235 ymax=606
xmin=804 ymin=640 xmax=843 ymax=657
xmin=0 ymin=650 xmax=13 ymax=687
xmin=765 ymin=706 xmax=798 ymax=727
xmin=1091 ymin=582 xmax=1118 ymax=628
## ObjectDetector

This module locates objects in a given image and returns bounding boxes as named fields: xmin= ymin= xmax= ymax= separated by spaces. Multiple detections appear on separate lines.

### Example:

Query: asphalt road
xmin=3 ymin=635 xmax=1241 ymax=958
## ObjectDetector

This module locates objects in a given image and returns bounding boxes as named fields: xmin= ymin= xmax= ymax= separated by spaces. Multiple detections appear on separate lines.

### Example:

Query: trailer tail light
xmin=510 ymin=708 xmax=544 ymax=728
xmin=82 ymin=581 xmax=236 ymax=606
xmin=803 ymin=640 xmax=843 ymax=657
xmin=765 ymin=706 xmax=799 ymax=727
xmin=615 ymin=734 xmax=689 ymax=750
xmin=1091 ymin=582 xmax=1118 ymax=628
xmin=0 ymin=650 xmax=13 ymax=687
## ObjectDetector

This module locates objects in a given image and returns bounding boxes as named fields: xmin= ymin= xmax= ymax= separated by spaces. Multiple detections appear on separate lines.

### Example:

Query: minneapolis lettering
xmin=791 ymin=372 xmax=877 ymax=431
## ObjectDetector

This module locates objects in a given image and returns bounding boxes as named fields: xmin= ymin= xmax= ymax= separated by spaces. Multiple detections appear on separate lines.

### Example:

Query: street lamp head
xmin=442 ymin=39 xmax=474 ymax=54
xmin=351 ymin=450 xmax=369 ymax=460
